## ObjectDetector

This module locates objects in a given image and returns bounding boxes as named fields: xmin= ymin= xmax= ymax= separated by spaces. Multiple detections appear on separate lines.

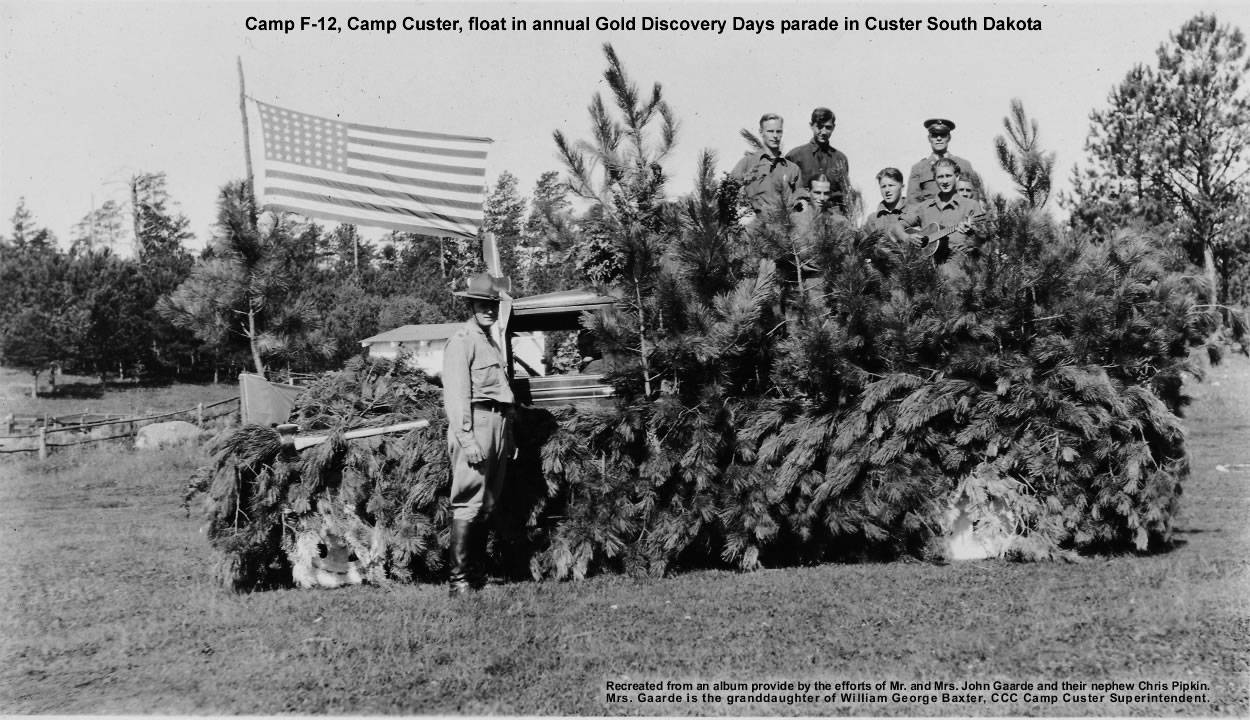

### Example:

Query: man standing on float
xmin=906 ymin=118 xmax=981 ymax=206
xmin=785 ymin=107 xmax=852 ymax=216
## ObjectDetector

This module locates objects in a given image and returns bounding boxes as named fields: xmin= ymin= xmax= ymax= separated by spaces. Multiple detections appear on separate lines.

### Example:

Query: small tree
xmin=553 ymin=43 xmax=678 ymax=396
xmin=161 ymin=181 xmax=330 ymax=377
xmin=994 ymin=99 xmax=1056 ymax=208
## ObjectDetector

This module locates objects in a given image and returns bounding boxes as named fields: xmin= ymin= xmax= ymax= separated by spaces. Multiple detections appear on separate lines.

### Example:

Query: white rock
xmin=134 ymin=420 xmax=202 ymax=450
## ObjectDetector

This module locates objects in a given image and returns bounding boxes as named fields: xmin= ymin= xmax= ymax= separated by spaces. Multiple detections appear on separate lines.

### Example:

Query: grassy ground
xmin=0 ymin=358 xmax=1246 ymax=715
xmin=0 ymin=367 xmax=237 ymax=421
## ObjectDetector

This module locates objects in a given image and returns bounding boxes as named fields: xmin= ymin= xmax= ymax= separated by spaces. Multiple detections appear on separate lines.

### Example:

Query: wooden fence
xmin=0 ymin=396 xmax=239 ymax=459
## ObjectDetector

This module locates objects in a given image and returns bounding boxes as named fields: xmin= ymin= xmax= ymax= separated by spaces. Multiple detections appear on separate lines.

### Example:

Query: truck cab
xmin=502 ymin=289 xmax=619 ymax=409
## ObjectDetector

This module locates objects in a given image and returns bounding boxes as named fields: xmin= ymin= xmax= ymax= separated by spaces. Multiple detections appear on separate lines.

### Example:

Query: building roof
xmin=360 ymin=322 xmax=463 ymax=346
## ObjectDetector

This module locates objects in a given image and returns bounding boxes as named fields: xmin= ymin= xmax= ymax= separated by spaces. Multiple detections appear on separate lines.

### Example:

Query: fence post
xmin=3 ymin=413 xmax=10 ymax=434
xmin=38 ymin=427 xmax=48 ymax=460
xmin=197 ymin=403 xmax=204 ymax=428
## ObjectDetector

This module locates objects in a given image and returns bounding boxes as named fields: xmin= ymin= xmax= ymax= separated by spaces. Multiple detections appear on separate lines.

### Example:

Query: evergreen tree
xmin=518 ymin=171 xmax=575 ymax=294
xmin=554 ymin=43 xmax=678 ymax=395
xmin=161 ymin=181 xmax=330 ymax=377
xmin=1071 ymin=14 xmax=1250 ymax=305
xmin=71 ymin=199 xmax=129 ymax=255
xmin=482 ymin=171 xmax=526 ymax=281
xmin=0 ymin=204 xmax=82 ymax=394
xmin=994 ymin=99 xmax=1056 ymax=209
xmin=131 ymin=172 xmax=194 ymax=264
xmin=7 ymin=198 xmax=57 ymax=252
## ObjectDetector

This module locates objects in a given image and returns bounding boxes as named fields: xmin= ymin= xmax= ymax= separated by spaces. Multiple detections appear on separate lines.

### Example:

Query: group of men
xmin=730 ymin=108 xmax=986 ymax=268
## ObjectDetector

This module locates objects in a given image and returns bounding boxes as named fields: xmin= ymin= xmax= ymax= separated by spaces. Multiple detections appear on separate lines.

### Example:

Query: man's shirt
xmin=906 ymin=153 xmax=981 ymax=206
xmin=441 ymin=319 xmax=514 ymax=448
xmin=863 ymin=201 xmax=905 ymax=234
xmin=897 ymin=193 xmax=984 ymax=257
xmin=730 ymin=149 xmax=799 ymax=215
xmin=784 ymin=141 xmax=851 ymax=214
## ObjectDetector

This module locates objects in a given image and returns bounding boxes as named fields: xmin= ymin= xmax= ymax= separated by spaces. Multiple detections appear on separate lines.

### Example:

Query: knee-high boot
xmin=448 ymin=518 xmax=472 ymax=596
xmin=468 ymin=518 xmax=489 ymax=589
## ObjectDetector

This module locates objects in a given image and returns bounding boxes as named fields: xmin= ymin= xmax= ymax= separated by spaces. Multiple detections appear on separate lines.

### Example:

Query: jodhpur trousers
xmin=448 ymin=403 xmax=513 ymax=522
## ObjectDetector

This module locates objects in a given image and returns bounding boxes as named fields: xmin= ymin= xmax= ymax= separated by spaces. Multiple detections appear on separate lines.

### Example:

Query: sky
xmin=3 ymin=0 xmax=1250 ymax=253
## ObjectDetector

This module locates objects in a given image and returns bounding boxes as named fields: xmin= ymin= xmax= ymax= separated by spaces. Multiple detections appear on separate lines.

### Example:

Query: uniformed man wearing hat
xmin=906 ymin=119 xmax=981 ymax=206
xmin=441 ymin=272 xmax=515 ymax=596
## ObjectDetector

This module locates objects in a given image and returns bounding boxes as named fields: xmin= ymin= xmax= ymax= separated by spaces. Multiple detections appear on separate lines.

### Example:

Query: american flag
xmin=253 ymin=100 xmax=491 ymax=238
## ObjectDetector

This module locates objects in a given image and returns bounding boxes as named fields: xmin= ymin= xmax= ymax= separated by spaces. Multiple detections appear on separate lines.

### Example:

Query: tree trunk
xmin=247 ymin=304 xmax=265 ymax=376
xmin=1204 ymin=241 xmax=1218 ymax=307
xmin=635 ymin=279 xmax=651 ymax=397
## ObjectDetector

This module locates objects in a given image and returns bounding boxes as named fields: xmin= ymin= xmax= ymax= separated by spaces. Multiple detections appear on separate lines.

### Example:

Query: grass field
xmin=0 ymin=367 xmax=238 ymax=421
xmin=0 ymin=358 xmax=1246 ymax=715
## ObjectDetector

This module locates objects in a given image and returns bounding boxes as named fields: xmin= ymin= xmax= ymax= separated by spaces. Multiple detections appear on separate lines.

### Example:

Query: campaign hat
xmin=453 ymin=272 xmax=509 ymax=301
xmin=924 ymin=118 xmax=956 ymax=135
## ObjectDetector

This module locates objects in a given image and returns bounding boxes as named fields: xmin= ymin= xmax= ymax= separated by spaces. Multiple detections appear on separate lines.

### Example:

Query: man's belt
xmin=471 ymin=399 xmax=512 ymax=413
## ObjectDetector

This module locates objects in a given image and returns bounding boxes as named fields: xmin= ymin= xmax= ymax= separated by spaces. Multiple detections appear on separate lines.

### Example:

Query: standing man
xmin=890 ymin=158 xmax=985 ymax=280
xmin=906 ymin=119 xmax=981 ymax=206
xmin=731 ymin=113 xmax=800 ymax=217
xmin=863 ymin=167 xmax=907 ymax=234
xmin=442 ymin=272 xmax=515 ymax=596
xmin=785 ymin=107 xmax=851 ymax=216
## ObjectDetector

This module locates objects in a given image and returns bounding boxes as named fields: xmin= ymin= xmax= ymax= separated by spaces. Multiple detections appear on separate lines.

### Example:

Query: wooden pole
xmin=37 ymin=427 xmax=47 ymax=460
xmin=237 ymin=56 xmax=257 ymax=210
xmin=483 ymin=231 xmax=501 ymax=276
xmin=130 ymin=176 xmax=140 ymax=257
xmin=196 ymin=403 xmax=204 ymax=428
xmin=277 ymin=419 xmax=431 ymax=452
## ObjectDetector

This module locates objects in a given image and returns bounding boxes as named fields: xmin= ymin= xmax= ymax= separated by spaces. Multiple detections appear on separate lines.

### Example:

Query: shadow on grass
xmin=44 ymin=382 xmax=105 ymax=400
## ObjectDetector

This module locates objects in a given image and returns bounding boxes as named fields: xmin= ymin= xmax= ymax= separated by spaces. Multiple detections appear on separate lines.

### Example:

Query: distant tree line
xmin=0 ymin=169 xmax=580 ymax=393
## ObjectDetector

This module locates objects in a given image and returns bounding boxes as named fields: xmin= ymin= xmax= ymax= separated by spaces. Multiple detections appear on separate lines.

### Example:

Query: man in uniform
xmin=441 ymin=272 xmax=515 ymax=596
xmin=785 ymin=107 xmax=851 ymax=216
xmin=906 ymin=119 xmax=981 ymax=206
xmin=863 ymin=167 xmax=907 ymax=235
xmin=890 ymin=158 xmax=985 ymax=280
xmin=730 ymin=113 xmax=800 ymax=218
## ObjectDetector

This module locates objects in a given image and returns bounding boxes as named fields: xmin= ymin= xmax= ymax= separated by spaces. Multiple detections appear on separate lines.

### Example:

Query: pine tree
xmin=1072 ymin=14 xmax=1250 ymax=305
xmin=482 ymin=171 xmax=526 ymax=281
xmin=995 ymin=99 xmax=1056 ymax=209
xmin=554 ymin=43 xmax=678 ymax=396
xmin=160 ymin=181 xmax=330 ymax=376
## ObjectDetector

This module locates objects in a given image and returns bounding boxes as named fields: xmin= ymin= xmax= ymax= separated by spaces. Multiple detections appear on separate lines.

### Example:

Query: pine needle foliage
xmin=535 ymin=185 xmax=1216 ymax=574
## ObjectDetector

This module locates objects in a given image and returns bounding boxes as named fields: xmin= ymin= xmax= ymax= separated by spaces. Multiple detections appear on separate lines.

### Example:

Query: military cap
xmin=924 ymin=118 xmax=956 ymax=135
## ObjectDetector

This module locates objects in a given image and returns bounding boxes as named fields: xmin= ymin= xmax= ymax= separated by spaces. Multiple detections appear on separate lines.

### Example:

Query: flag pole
xmin=237 ymin=56 xmax=257 ymax=212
